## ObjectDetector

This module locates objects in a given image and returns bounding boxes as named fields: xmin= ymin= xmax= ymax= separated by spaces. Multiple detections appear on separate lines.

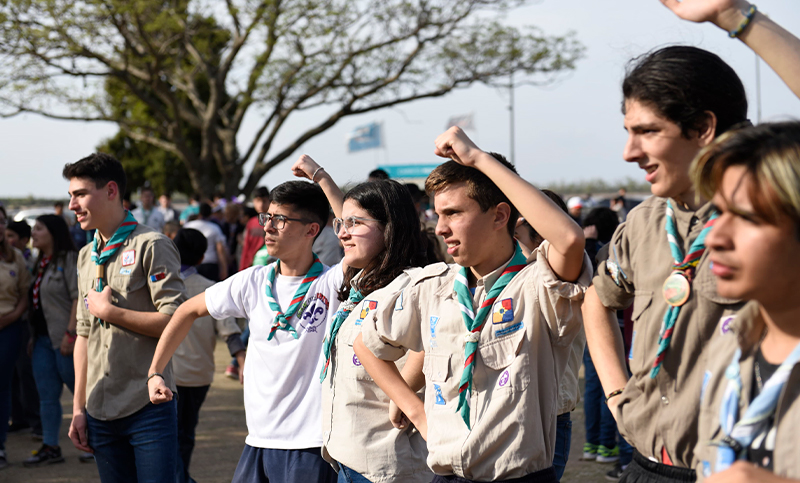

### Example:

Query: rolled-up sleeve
xmin=362 ymin=283 xmax=424 ymax=361
xmin=593 ymin=221 xmax=636 ymax=311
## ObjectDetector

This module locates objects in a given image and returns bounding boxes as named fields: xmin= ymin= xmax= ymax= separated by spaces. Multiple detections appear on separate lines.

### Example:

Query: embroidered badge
xmin=355 ymin=300 xmax=377 ymax=326
xmin=149 ymin=272 xmax=166 ymax=282
xmin=605 ymin=260 xmax=622 ymax=287
xmin=495 ymin=321 xmax=524 ymax=338
xmin=429 ymin=316 xmax=440 ymax=339
xmin=119 ymin=268 xmax=132 ymax=276
xmin=719 ymin=315 xmax=735 ymax=335
xmin=498 ymin=370 xmax=510 ymax=387
xmin=353 ymin=354 xmax=362 ymax=366
xmin=121 ymin=250 xmax=135 ymax=267
xmin=84 ymin=297 xmax=89 ymax=309
xmin=492 ymin=298 xmax=514 ymax=324
xmin=433 ymin=384 xmax=446 ymax=405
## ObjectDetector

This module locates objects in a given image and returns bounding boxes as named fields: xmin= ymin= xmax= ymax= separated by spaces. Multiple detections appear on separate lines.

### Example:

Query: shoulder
xmin=11 ymin=247 xmax=26 ymax=266
xmin=131 ymin=225 xmax=175 ymax=248
xmin=620 ymin=195 xmax=662 ymax=226
xmin=408 ymin=262 xmax=453 ymax=288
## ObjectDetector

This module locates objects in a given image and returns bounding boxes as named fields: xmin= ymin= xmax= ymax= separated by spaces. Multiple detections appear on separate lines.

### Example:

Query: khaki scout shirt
xmin=39 ymin=251 xmax=79 ymax=349
xmin=76 ymin=224 xmax=185 ymax=420
xmin=322 ymin=269 xmax=431 ymax=483
xmin=362 ymin=241 xmax=592 ymax=480
xmin=695 ymin=301 xmax=800 ymax=481
xmin=594 ymin=196 xmax=741 ymax=467
xmin=0 ymin=248 xmax=30 ymax=316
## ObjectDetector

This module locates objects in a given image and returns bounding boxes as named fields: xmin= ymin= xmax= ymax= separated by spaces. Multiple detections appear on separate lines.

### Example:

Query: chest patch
xmin=433 ymin=384 xmax=446 ymax=405
xmin=719 ymin=315 xmax=735 ymax=335
xmin=119 ymin=268 xmax=132 ymax=276
xmin=498 ymin=370 xmax=510 ymax=387
xmin=492 ymin=298 xmax=514 ymax=324
xmin=355 ymin=300 xmax=378 ymax=326
xmin=121 ymin=250 xmax=135 ymax=266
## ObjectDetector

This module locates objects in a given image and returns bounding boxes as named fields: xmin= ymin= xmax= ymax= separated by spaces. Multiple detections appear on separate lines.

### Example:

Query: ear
xmin=107 ymin=181 xmax=120 ymax=202
xmin=696 ymin=111 xmax=718 ymax=148
xmin=306 ymin=222 xmax=321 ymax=240
xmin=493 ymin=202 xmax=511 ymax=233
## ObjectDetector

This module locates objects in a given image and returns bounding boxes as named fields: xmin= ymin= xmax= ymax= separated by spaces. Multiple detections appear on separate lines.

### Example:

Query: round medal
xmin=662 ymin=272 xmax=690 ymax=307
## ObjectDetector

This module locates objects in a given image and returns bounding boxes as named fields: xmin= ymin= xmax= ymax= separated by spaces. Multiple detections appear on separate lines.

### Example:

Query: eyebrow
xmin=68 ymin=189 xmax=89 ymax=196
xmin=625 ymin=123 xmax=661 ymax=132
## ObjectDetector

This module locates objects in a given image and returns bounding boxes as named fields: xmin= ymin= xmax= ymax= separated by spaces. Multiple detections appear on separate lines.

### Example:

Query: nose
xmin=434 ymin=217 xmax=449 ymax=238
xmin=623 ymin=133 xmax=643 ymax=163
xmin=336 ymin=225 xmax=349 ymax=241
xmin=706 ymin=213 xmax=732 ymax=253
xmin=68 ymin=196 xmax=79 ymax=212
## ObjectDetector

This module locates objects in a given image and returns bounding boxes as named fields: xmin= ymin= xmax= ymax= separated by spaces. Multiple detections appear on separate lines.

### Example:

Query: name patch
xmin=119 ymin=268 xmax=132 ymax=276
xmin=495 ymin=321 xmax=524 ymax=338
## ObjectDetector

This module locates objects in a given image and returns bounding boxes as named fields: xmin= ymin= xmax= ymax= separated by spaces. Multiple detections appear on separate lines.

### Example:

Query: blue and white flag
xmin=445 ymin=113 xmax=475 ymax=131
xmin=347 ymin=122 xmax=382 ymax=152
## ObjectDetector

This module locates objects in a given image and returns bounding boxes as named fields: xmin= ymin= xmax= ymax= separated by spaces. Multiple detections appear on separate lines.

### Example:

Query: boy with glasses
xmin=148 ymin=180 xmax=344 ymax=483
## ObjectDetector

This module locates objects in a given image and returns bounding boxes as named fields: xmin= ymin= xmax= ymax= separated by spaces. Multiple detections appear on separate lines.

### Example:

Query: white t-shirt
xmin=205 ymin=261 xmax=344 ymax=449
xmin=184 ymin=219 xmax=226 ymax=264
xmin=131 ymin=207 xmax=165 ymax=232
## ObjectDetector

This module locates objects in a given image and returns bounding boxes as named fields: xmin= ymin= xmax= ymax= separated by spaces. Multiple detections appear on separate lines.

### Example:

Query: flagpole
xmin=509 ymin=72 xmax=515 ymax=163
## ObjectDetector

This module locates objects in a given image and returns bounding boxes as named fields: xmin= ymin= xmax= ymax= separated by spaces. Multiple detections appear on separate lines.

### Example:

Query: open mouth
xmin=642 ymin=165 xmax=658 ymax=183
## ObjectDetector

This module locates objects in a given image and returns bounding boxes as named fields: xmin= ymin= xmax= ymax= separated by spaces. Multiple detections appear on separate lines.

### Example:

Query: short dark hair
xmin=425 ymin=152 xmax=519 ymax=236
xmin=62 ymin=153 xmax=127 ymax=200
xmin=622 ymin=46 xmax=748 ymax=138
xmin=199 ymin=202 xmax=212 ymax=218
xmin=253 ymin=186 xmax=269 ymax=199
xmin=6 ymin=220 xmax=31 ymax=240
xmin=53 ymin=201 xmax=64 ymax=208
xmin=582 ymin=207 xmax=620 ymax=244
xmin=174 ymin=228 xmax=208 ymax=267
xmin=368 ymin=169 xmax=390 ymax=180
xmin=269 ymin=181 xmax=330 ymax=237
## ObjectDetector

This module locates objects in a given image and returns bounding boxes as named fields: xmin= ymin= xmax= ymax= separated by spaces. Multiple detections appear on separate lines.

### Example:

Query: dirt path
xmin=4 ymin=343 xmax=615 ymax=482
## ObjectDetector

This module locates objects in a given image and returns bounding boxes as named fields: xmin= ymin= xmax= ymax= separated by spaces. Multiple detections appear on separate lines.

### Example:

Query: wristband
xmin=605 ymin=388 xmax=624 ymax=402
xmin=146 ymin=372 xmax=165 ymax=386
xmin=311 ymin=166 xmax=325 ymax=183
xmin=65 ymin=330 xmax=77 ymax=342
xmin=729 ymin=4 xmax=757 ymax=39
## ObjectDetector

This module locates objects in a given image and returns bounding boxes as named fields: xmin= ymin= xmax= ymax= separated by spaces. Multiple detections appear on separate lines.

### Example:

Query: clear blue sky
xmin=1 ymin=0 xmax=798 ymax=198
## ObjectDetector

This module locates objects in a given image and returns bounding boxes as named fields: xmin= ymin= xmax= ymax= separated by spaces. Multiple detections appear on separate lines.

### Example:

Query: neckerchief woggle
xmin=319 ymin=287 xmax=364 ymax=382
xmin=264 ymin=254 xmax=323 ymax=340
xmin=713 ymin=340 xmax=800 ymax=472
xmin=91 ymin=210 xmax=138 ymax=326
xmin=651 ymin=201 xmax=717 ymax=378
xmin=454 ymin=242 xmax=527 ymax=428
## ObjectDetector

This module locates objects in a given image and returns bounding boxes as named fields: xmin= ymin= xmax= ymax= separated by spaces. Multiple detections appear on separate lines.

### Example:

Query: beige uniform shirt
xmin=0 ymin=249 xmax=30 ymax=316
xmin=695 ymin=301 xmax=800 ymax=481
xmin=322 ymin=269 xmax=431 ymax=483
xmin=558 ymin=329 xmax=585 ymax=415
xmin=363 ymin=241 xmax=592 ymax=480
xmin=76 ymin=224 xmax=186 ymax=420
xmin=172 ymin=270 xmax=240 ymax=387
xmin=39 ymin=251 xmax=79 ymax=348
xmin=594 ymin=196 xmax=741 ymax=467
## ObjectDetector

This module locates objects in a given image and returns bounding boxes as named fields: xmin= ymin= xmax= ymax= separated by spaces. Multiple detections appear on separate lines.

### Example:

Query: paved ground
xmin=4 ymin=343 xmax=616 ymax=483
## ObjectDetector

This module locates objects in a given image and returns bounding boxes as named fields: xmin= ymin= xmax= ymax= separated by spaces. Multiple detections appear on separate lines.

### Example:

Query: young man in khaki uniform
xmin=354 ymin=127 xmax=591 ymax=483
xmin=582 ymin=1 xmax=800 ymax=481
xmin=63 ymin=153 xmax=186 ymax=483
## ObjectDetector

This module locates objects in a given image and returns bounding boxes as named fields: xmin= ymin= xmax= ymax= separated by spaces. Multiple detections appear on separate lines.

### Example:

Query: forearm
xmin=216 ymin=244 xmax=228 ymax=278
xmin=68 ymin=300 xmax=78 ymax=332
xmin=354 ymin=334 xmax=425 ymax=423
xmin=315 ymin=171 xmax=344 ymax=218
xmin=400 ymin=350 xmax=426 ymax=392
xmin=73 ymin=336 xmax=88 ymax=412
xmin=105 ymin=307 xmax=172 ymax=338
xmin=583 ymin=287 xmax=629 ymax=400
xmin=149 ymin=294 xmax=208 ymax=374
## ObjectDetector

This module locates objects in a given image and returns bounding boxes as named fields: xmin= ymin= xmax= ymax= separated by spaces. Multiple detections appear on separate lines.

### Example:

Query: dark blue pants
xmin=11 ymin=320 xmax=41 ymax=433
xmin=552 ymin=412 xmax=572 ymax=481
xmin=87 ymin=399 xmax=178 ymax=483
xmin=31 ymin=335 xmax=75 ymax=447
xmin=232 ymin=445 xmax=336 ymax=483
xmin=583 ymin=348 xmax=617 ymax=449
xmin=338 ymin=464 xmax=373 ymax=483
xmin=176 ymin=385 xmax=210 ymax=483
xmin=0 ymin=320 xmax=22 ymax=451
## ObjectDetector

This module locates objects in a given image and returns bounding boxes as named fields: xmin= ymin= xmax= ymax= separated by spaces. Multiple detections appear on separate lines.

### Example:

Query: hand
xmin=148 ymin=374 xmax=173 ymax=404
xmin=86 ymin=286 xmax=113 ymax=320
xmin=660 ymin=0 xmax=752 ymax=31
xmin=236 ymin=352 xmax=246 ymax=385
xmin=583 ymin=225 xmax=598 ymax=240
xmin=291 ymin=154 xmax=322 ymax=181
xmin=705 ymin=461 xmax=793 ymax=483
xmin=69 ymin=410 xmax=93 ymax=453
xmin=389 ymin=400 xmax=410 ymax=429
xmin=61 ymin=334 xmax=76 ymax=356
xmin=433 ymin=127 xmax=482 ymax=167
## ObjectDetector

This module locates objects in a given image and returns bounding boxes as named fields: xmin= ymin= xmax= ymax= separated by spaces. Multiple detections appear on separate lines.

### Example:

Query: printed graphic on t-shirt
xmin=297 ymin=292 xmax=330 ymax=334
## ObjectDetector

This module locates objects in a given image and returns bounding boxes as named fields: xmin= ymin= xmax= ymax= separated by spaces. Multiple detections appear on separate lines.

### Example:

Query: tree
xmin=0 ymin=0 xmax=584 ymax=197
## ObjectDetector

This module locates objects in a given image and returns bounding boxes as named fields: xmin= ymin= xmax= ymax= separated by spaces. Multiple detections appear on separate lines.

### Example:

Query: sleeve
xmin=75 ymin=250 xmax=92 ymax=337
xmin=317 ymin=262 xmax=345 ymax=293
xmin=142 ymin=236 xmax=186 ymax=314
xmin=362 ymin=279 xmax=425 ymax=361
xmin=65 ymin=251 xmax=79 ymax=300
xmin=592 ymin=220 xmax=636 ymax=311
xmin=214 ymin=225 xmax=228 ymax=248
xmin=530 ymin=241 xmax=593 ymax=345
xmin=225 ymin=333 xmax=246 ymax=356
xmin=204 ymin=267 xmax=257 ymax=320
xmin=214 ymin=314 xmax=242 ymax=339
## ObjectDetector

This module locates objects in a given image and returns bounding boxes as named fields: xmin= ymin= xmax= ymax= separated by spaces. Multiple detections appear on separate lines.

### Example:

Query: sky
xmin=1 ymin=0 xmax=799 ymax=198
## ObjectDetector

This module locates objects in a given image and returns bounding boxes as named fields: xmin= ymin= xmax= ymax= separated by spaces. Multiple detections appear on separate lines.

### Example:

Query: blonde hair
xmin=692 ymin=121 xmax=800 ymax=231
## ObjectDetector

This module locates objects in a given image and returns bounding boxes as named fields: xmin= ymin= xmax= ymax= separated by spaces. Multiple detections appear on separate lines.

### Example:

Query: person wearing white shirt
xmin=131 ymin=186 xmax=165 ymax=232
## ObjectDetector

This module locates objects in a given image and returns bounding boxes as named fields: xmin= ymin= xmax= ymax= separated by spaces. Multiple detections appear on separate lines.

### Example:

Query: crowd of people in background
xmin=2 ymin=2 xmax=800 ymax=483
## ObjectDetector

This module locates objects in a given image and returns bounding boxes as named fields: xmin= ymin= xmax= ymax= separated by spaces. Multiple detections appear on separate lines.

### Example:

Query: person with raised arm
xmin=354 ymin=127 xmax=591 ymax=483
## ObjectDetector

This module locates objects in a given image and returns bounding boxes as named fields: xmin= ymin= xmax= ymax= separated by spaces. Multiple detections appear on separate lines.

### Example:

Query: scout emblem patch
xmin=359 ymin=300 xmax=378 ymax=320
xmin=121 ymin=249 xmax=135 ymax=266
xmin=492 ymin=298 xmax=514 ymax=324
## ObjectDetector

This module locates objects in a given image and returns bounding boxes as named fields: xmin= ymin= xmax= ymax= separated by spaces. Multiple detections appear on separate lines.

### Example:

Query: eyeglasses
xmin=333 ymin=216 xmax=381 ymax=235
xmin=257 ymin=212 xmax=310 ymax=230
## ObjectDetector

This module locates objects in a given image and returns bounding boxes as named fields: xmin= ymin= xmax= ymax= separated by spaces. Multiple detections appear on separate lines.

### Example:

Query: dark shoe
xmin=0 ymin=450 xmax=8 ymax=470
xmin=79 ymin=452 xmax=95 ymax=463
xmin=606 ymin=462 xmax=627 ymax=481
xmin=7 ymin=422 xmax=31 ymax=433
xmin=23 ymin=445 xmax=65 ymax=467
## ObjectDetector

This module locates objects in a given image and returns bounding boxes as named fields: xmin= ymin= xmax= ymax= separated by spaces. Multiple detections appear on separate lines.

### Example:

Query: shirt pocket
xmin=109 ymin=273 xmax=147 ymax=305
xmin=423 ymin=353 xmax=453 ymax=409
xmin=479 ymin=329 xmax=529 ymax=393
xmin=628 ymin=290 xmax=653 ymax=377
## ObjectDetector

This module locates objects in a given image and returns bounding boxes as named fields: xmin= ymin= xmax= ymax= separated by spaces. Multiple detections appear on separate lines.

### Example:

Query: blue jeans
xmin=0 ymin=320 xmax=22 ymax=451
xmin=86 ymin=399 xmax=178 ymax=483
xmin=31 ymin=335 xmax=75 ymax=447
xmin=619 ymin=432 xmax=633 ymax=466
xmin=583 ymin=348 xmax=617 ymax=448
xmin=553 ymin=412 xmax=572 ymax=481
xmin=338 ymin=464 xmax=373 ymax=483
xmin=231 ymin=322 xmax=250 ymax=368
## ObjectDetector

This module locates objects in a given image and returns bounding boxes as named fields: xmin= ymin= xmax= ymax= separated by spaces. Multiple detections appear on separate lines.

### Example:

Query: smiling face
xmin=262 ymin=202 xmax=317 ymax=261
xmin=707 ymin=165 xmax=800 ymax=307
xmin=337 ymin=199 xmax=385 ymax=270
xmin=68 ymin=177 xmax=116 ymax=232
xmin=30 ymin=221 xmax=53 ymax=254
xmin=623 ymin=100 xmax=709 ymax=202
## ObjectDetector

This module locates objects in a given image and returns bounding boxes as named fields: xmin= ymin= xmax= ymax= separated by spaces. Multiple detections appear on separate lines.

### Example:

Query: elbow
xmin=563 ymin=226 xmax=586 ymax=262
